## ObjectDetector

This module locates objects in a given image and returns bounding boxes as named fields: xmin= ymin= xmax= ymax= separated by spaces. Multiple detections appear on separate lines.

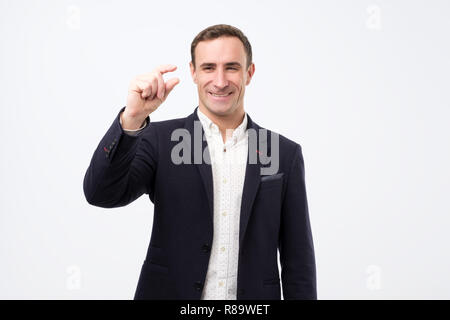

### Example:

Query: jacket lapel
xmin=238 ymin=113 xmax=267 ymax=247
xmin=185 ymin=108 xmax=214 ymax=226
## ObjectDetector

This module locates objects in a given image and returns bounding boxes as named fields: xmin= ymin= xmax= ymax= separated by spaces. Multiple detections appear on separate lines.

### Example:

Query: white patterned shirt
xmin=197 ymin=108 xmax=248 ymax=300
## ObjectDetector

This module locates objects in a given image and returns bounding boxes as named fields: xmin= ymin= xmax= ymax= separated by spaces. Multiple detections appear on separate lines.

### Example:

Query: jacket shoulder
xmin=256 ymin=123 xmax=302 ymax=153
xmin=140 ymin=114 xmax=190 ymax=142
xmin=147 ymin=115 xmax=187 ymax=131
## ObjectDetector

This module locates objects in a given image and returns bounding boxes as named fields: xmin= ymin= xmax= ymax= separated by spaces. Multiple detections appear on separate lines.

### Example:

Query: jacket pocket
xmin=143 ymin=260 xmax=169 ymax=275
xmin=259 ymin=173 xmax=284 ymax=191
xmin=260 ymin=172 xmax=284 ymax=183
xmin=145 ymin=245 xmax=169 ymax=274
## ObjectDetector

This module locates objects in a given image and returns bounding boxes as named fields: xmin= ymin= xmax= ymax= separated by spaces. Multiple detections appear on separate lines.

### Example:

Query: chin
xmin=205 ymin=103 xmax=235 ymax=116
xmin=211 ymin=105 xmax=232 ymax=115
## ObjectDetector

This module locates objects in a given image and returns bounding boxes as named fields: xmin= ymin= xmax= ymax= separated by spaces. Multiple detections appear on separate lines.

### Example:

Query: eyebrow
xmin=199 ymin=62 xmax=242 ymax=68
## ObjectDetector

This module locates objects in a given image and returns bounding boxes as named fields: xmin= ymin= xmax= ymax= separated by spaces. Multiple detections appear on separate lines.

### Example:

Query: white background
xmin=1 ymin=0 xmax=449 ymax=299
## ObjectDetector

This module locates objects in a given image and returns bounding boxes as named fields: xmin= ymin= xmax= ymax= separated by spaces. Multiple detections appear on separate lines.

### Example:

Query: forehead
xmin=195 ymin=36 xmax=246 ymax=65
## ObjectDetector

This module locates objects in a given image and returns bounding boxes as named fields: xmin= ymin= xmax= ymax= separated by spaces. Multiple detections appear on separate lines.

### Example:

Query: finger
xmin=141 ymin=82 xmax=152 ymax=99
xmin=162 ymin=77 xmax=180 ymax=99
xmin=156 ymin=64 xmax=177 ymax=75
xmin=138 ymin=65 xmax=176 ymax=80
xmin=132 ymin=80 xmax=149 ymax=98
xmin=156 ymin=72 xmax=165 ymax=100
xmin=149 ymin=77 xmax=158 ymax=100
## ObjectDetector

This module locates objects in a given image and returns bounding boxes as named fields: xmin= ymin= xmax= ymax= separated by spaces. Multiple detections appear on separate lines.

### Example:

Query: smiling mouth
xmin=209 ymin=92 xmax=233 ymax=97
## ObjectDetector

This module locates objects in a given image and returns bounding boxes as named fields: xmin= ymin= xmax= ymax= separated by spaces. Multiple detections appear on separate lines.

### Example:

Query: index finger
xmin=156 ymin=64 xmax=177 ymax=75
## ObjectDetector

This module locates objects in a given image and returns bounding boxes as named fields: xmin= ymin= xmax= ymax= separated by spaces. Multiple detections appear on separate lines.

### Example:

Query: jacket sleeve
xmin=279 ymin=144 xmax=317 ymax=299
xmin=83 ymin=106 xmax=157 ymax=208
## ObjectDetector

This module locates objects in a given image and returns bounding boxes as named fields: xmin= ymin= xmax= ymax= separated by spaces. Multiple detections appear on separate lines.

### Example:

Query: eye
xmin=227 ymin=67 xmax=238 ymax=70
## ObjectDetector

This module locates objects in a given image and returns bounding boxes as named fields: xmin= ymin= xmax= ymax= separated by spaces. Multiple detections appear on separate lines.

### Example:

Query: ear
xmin=245 ymin=63 xmax=255 ymax=86
xmin=189 ymin=61 xmax=197 ymax=84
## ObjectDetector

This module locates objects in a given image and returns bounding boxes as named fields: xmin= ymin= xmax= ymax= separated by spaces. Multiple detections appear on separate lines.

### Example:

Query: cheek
xmin=235 ymin=76 xmax=246 ymax=89
xmin=198 ymin=81 xmax=208 ymax=92
xmin=199 ymin=77 xmax=213 ymax=89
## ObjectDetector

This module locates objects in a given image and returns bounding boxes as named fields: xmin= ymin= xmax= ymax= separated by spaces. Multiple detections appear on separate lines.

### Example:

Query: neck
xmin=199 ymin=105 xmax=245 ymax=142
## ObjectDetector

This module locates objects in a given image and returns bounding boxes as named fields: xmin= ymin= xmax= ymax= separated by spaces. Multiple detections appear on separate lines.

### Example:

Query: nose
xmin=212 ymin=68 xmax=229 ymax=90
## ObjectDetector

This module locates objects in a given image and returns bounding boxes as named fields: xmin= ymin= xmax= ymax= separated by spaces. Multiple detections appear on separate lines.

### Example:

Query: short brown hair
xmin=190 ymin=24 xmax=253 ymax=70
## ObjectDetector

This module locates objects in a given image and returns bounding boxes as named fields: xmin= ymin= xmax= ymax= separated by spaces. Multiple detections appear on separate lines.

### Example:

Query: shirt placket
xmin=215 ymin=133 xmax=232 ymax=299
xmin=228 ymin=138 xmax=242 ymax=300
xmin=198 ymin=113 xmax=247 ymax=300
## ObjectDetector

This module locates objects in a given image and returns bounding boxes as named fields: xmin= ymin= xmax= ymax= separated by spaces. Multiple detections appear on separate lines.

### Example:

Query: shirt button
xmin=222 ymin=211 xmax=227 ymax=217
xmin=220 ymin=247 xmax=226 ymax=252
xmin=223 ymin=178 xmax=227 ymax=184
xmin=219 ymin=281 xmax=224 ymax=287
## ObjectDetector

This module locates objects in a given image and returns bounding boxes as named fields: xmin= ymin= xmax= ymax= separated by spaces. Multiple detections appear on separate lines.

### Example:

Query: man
xmin=83 ymin=24 xmax=316 ymax=300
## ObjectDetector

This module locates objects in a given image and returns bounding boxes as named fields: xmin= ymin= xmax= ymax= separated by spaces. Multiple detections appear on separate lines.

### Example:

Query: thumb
xmin=163 ymin=77 xmax=180 ymax=99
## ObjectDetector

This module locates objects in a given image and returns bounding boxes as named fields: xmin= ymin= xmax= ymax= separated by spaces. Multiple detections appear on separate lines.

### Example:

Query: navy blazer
xmin=83 ymin=106 xmax=316 ymax=300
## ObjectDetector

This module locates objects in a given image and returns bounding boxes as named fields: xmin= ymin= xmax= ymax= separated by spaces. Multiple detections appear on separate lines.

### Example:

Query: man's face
xmin=190 ymin=36 xmax=255 ymax=117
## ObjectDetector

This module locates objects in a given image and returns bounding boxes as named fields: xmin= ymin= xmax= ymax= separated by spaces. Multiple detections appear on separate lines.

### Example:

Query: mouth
xmin=208 ymin=91 xmax=233 ymax=101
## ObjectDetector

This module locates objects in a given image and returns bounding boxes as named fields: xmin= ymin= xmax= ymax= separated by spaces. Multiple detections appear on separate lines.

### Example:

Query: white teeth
xmin=210 ymin=92 xmax=231 ymax=97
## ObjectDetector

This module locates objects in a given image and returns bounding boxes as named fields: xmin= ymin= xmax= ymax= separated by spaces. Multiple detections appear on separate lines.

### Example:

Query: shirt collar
xmin=197 ymin=107 xmax=248 ymax=144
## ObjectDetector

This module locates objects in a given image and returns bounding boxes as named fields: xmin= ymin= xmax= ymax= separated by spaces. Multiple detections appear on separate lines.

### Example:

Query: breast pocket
xmin=256 ymin=172 xmax=284 ymax=213
xmin=259 ymin=173 xmax=284 ymax=191
xmin=255 ymin=173 xmax=284 ymax=234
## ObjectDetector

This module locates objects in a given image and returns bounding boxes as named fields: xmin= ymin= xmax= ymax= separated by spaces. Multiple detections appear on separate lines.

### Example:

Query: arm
xmin=279 ymin=144 xmax=317 ymax=299
xmin=121 ymin=110 xmax=148 ymax=136
xmin=83 ymin=107 xmax=157 ymax=208
xmin=83 ymin=64 xmax=179 ymax=208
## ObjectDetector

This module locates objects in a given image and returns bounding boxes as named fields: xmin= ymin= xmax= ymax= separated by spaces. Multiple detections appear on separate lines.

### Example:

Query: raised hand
xmin=122 ymin=64 xmax=180 ymax=129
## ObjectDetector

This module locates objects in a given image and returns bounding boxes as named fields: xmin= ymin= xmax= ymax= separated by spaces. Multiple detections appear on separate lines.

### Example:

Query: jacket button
xmin=202 ymin=244 xmax=211 ymax=253
xmin=194 ymin=281 xmax=203 ymax=291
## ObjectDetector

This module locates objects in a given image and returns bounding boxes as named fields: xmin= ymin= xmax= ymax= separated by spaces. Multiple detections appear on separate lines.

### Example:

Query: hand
xmin=123 ymin=64 xmax=180 ymax=129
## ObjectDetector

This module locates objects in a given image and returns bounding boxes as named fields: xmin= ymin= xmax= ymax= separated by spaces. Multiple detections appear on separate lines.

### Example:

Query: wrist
xmin=121 ymin=110 xmax=146 ymax=130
